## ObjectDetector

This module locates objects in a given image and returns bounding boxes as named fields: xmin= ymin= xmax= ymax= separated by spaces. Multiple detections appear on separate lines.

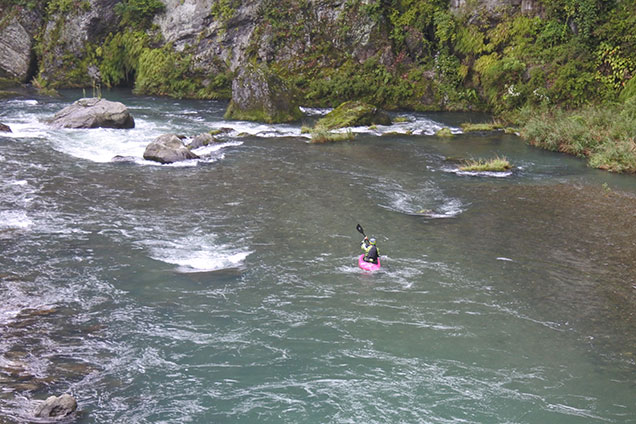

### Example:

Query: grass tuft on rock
xmin=436 ymin=127 xmax=454 ymax=137
xmin=460 ymin=156 xmax=512 ymax=172
xmin=310 ymin=129 xmax=355 ymax=143
xmin=461 ymin=121 xmax=504 ymax=132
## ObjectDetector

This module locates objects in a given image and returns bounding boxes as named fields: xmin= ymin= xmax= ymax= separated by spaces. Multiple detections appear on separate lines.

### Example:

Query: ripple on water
xmin=366 ymin=177 xmax=464 ymax=218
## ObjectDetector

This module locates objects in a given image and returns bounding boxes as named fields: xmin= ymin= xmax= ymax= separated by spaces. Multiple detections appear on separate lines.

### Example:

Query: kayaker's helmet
xmin=369 ymin=238 xmax=376 ymax=245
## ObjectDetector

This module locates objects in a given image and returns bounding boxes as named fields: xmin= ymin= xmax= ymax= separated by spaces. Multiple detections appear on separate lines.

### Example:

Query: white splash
xmin=143 ymin=234 xmax=251 ymax=273
xmin=0 ymin=210 xmax=33 ymax=231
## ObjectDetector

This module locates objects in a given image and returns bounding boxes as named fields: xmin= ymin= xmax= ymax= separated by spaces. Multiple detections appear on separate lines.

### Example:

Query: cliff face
xmin=154 ymin=0 xmax=391 ymax=73
xmin=0 ymin=5 xmax=43 ymax=82
xmin=1 ymin=0 xmax=633 ymax=113
xmin=38 ymin=0 xmax=121 ymax=85
xmin=1 ymin=0 xmax=394 ymax=95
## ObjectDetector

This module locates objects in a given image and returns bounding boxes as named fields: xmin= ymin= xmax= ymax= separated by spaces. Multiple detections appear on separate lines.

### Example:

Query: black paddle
xmin=356 ymin=224 xmax=366 ymax=238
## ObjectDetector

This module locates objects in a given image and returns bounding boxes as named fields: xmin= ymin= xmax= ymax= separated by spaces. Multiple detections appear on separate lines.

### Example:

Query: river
xmin=1 ymin=89 xmax=635 ymax=423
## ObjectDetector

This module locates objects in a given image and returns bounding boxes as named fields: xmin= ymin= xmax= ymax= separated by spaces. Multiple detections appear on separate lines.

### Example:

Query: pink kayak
xmin=358 ymin=254 xmax=381 ymax=271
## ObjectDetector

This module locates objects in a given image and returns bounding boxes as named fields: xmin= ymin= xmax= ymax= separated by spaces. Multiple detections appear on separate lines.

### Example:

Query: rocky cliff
xmin=1 ymin=0 xmax=633 ymax=113
xmin=0 ymin=4 xmax=43 ymax=83
xmin=153 ymin=0 xmax=392 ymax=80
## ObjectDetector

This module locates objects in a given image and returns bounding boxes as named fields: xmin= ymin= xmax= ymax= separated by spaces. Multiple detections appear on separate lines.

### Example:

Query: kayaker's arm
xmin=361 ymin=238 xmax=371 ymax=253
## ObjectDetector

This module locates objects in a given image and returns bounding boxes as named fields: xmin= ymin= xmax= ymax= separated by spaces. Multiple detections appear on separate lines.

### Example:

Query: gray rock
xmin=143 ymin=134 xmax=199 ymax=164
xmin=34 ymin=393 xmax=77 ymax=418
xmin=224 ymin=64 xmax=302 ymax=123
xmin=0 ymin=123 xmax=11 ymax=132
xmin=48 ymin=97 xmax=135 ymax=129
xmin=111 ymin=155 xmax=136 ymax=163
xmin=187 ymin=133 xmax=216 ymax=149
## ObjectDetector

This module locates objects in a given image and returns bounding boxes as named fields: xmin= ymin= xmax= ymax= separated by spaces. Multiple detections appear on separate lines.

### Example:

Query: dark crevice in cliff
xmin=120 ymin=70 xmax=136 ymax=88
xmin=25 ymin=49 xmax=38 ymax=84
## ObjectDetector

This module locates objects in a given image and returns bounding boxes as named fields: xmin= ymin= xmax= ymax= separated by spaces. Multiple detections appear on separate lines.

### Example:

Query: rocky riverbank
xmin=2 ymin=0 xmax=635 ymax=171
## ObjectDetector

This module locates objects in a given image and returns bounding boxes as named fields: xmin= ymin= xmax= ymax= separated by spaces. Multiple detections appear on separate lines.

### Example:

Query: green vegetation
xmin=310 ymin=129 xmax=355 ymax=144
xmin=97 ymin=31 xmax=148 ymax=88
xmin=520 ymin=99 xmax=636 ymax=173
xmin=436 ymin=127 xmax=453 ymax=137
xmin=115 ymin=0 xmax=165 ymax=30
xmin=211 ymin=0 xmax=239 ymax=23
xmin=460 ymin=156 xmax=513 ymax=172
xmin=0 ymin=0 xmax=39 ymax=9
xmin=461 ymin=122 xmax=504 ymax=132
xmin=89 ymin=28 xmax=230 ymax=99
xmin=135 ymin=45 xmax=197 ymax=97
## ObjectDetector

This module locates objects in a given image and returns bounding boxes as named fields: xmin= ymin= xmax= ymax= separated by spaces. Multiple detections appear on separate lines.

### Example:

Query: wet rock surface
xmin=34 ymin=394 xmax=77 ymax=418
xmin=143 ymin=133 xmax=199 ymax=164
xmin=47 ymin=97 xmax=135 ymax=129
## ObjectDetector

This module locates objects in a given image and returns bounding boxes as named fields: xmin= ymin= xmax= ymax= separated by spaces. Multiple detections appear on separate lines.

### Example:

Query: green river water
xmin=1 ymin=90 xmax=635 ymax=423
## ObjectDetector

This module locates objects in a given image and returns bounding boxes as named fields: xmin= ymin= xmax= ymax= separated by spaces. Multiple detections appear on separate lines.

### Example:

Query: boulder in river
xmin=224 ymin=64 xmax=302 ymax=124
xmin=47 ymin=97 xmax=135 ymax=129
xmin=34 ymin=393 xmax=77 ymax=418
xmin=315 ymin=101 xmax=391 ymax=130
xmin=143 ymin=134 xmax=199 ymax=164
xmin=0 ymin=122 xmax=11 ymax=132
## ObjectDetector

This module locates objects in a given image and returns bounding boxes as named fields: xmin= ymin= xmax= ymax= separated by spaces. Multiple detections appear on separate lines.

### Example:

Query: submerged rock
xmin=0 ymin=122 xmax=11 ymax=132
xmin=224 ymin=64 xmax=302 ymax=124
xmin=34 ymin=394 xmax=77 ymax=418
xmin=315 ymin=101 xmax=391 ymax=130
xmin=47 ymin=97 xmax=135 ymax=129
xmin=111 ymin=155 xmax=137 ymax=163
xmin=143 ymin=134 xmax=199 ymax=164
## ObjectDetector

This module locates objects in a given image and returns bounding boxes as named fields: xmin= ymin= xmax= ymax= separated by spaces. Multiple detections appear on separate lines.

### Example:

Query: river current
xmin=1 ymin=89 xmax=635 ymax=423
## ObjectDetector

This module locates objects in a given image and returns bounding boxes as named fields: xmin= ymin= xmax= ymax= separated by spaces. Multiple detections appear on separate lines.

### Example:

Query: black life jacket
xmin=365 ymin=245 xmax=379 ymax=263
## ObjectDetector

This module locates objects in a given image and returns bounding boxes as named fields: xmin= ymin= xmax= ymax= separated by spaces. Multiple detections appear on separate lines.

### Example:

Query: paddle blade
xmin=356 ymin=224 xmax=365 ymax=236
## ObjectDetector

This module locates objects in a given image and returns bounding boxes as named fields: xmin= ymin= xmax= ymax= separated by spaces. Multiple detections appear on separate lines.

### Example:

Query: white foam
xmin=208 ymin=121 xmax=301 ymax=138
xmin=144 ymin=234 xmax=251 ymax=272
xmin=7 ymin=99 xmax=38 ymax=106
xmin=191 ymin=140 xmax=243 ymax=157
xmin=299 ymin=106 xmax=332 ymax=116
xmin=51 ymin=127 xmax=145 ymax=163
xmin=0 ymin=210 xmax=33 ymax=231
xmin=449 ymin=169 xmax=514 ymax=178
xmin=1 ymin=121 xmax=50 ymax=139
xmin=342 ymin=115 xmax=462 ymax=136
xmin=374 ymin=180 xmax=463 ymax=218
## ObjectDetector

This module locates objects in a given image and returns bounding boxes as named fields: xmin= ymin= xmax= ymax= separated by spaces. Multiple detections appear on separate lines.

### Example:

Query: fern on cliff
xmin=115 ymin=0 xmax=165 ymax=29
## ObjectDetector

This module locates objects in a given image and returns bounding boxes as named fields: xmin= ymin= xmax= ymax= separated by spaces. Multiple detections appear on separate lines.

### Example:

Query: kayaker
xmin=361 ymin=236 xmax=380 ymax=264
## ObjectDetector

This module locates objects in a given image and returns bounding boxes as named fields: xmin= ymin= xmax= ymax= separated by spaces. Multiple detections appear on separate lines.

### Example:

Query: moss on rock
xmin=315 ymin=101 xmax=391 ymax=130
xmin=435 ymin=127 xmax=454 ymax=137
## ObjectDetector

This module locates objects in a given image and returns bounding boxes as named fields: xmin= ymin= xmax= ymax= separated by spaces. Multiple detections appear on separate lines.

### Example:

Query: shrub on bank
xmin=520 ymin=98 xmax=636 ymax=173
